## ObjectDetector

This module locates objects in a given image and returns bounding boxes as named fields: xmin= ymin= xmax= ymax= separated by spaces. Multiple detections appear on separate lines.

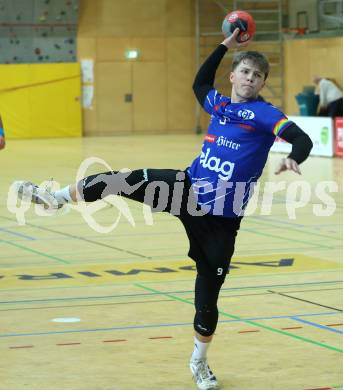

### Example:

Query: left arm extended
xmin=274 ymin=123 xmax=313 ymax=175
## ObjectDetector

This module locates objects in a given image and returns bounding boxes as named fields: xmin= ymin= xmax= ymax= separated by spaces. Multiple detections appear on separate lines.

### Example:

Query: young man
xmin=14 ymin=29 xmax=312 ymax=390
xmin=0 ymin=115 xmax=6 ymax=150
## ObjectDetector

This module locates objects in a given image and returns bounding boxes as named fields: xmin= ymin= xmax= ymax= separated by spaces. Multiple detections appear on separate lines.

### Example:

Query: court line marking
xmin=281 ymin=326 xmax=303 ymax=330
xmin=1 ymin=232 xmax=332 ymax=258
xmin=1 ymin=217 xmax=151 ymax=259
xmin=8 ymin=337 xmax=170 ymax=350
xmin=0 ymin=227 xmax=35 ymax=240
xmin=268 ymin=290 xmax=342 ymax=312
xmin=0 ymin=291 xmax=273 ymax=312
xmin=249 ymin=215 xmax=305 ymax=228
xmin=220 ymin=280 xmax=343 ymax=291
xmin=56 ymin=342 xmax=81 ymax=346
xmin=1 ymin=312 xmax=342 ymax=338
xmin=0 ymin=298 xmax=174 ymax=312
xmin=220 ymin=286 xmax=343 ymax=299
xmin=229 ymin=268 xmax=343 ymax=279
xmin=241 ymin=227 xmax=332 ymax=249
xmin=292 ymin=317 xmax=343 ymax=335
xmin=248 ymin=217 xmax=342 ymax=242
xmin=2 ymin=268 xmax=343 ymax=293
xmin=5 ymin=288 xmax=342 ymax=312
xmin=1 ymin=213 xmax=340 ymax=261
xmin=235 ymin=246 xmax=343 ymax=255
xmin=238 ymin=330 xmax=260 ymax=333
xmin=0 ymin=239 xmax=70 ymax=264
xmin=0 ymin=321 xmax=197 ymax=338
xmin=256 ymin=214 xmax=343 ymax=230
xmin=135 ymin=283 xmax=343 ymax=354
xmin=32 ymin=224 xmax=152 ymax=259
xmin=303 ymin=387 xmax=332 ymax=390
xmin=1 ymin=279 xmax=343 ymax=305
xmin=265 ymin=287 xmax=343 ymax=294
xmin=6 ymin=240 xmax=339 ymax=258
xmin=1 ymin=298 xmax=343 ymax=315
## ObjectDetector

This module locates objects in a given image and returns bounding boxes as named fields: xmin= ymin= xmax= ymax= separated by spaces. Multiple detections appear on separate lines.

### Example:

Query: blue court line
xmin=1 ymin=279 xmax=343 ymax=305
xmin=0 ymin=311 xmax=342 ymax=338
xmin=0 ymin=227 xmax=35 ymax=240
xmin=292 ymin=317 xmax=343 ymax=335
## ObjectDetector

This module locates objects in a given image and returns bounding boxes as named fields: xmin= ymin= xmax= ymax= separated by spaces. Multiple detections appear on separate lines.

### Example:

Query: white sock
xmin=53 ymin=186 xmax=73 ymax=205
xmin=192 ymin=337 xmax=211 ymax=361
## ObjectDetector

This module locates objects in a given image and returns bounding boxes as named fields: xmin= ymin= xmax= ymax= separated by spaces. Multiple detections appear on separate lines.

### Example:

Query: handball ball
xmin=222 ymin=10 xmax=256 ymax=42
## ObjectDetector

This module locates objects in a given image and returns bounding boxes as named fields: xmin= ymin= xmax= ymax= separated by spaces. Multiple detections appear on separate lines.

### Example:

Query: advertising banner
xmin=334 ymin=117 xmax=343 ymax=157
xmin=271 ymin=116 xmax=334 ymax=157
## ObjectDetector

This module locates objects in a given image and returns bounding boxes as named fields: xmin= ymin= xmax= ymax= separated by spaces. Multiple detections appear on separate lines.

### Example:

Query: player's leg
xmin=77 ymin=169 xmax=185 ymax=209
xmin=14 ymin=169 xmax=185 ymax=211
xmin=190 ymin=273 xmax=223 ymax=390
xmin=185 ymin=216 xmax=240 ymax=390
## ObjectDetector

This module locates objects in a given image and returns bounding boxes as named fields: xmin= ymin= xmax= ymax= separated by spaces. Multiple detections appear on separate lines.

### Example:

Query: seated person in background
xmin=0 ymin=115 xmax=5 ymax=150
xmin=313 ymin=75 xmax=343 ymax=118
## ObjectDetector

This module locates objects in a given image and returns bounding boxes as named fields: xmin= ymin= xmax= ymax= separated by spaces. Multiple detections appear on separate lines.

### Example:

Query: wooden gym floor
xmin=0 ymin=134 xmax=342 ymax=390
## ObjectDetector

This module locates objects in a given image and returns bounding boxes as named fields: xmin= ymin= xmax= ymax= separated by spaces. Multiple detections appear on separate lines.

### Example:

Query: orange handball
xmin=222 ymin=10 xmax=256 ymax=43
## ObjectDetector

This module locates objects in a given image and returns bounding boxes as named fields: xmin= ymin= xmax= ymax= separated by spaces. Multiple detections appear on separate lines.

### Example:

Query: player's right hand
xmin=274 ymin=157 xmax=301 ymax=175
xmin=221 ymin=28 xmax=251 ymax=49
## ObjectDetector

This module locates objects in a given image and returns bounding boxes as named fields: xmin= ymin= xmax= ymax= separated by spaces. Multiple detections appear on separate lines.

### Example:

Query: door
xmin=96 ymin=62 xmax=133 ymax=134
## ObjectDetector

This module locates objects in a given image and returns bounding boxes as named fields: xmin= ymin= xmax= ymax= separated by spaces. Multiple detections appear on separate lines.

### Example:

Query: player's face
xmin=230 ymin=59 xmax=266 ymax=102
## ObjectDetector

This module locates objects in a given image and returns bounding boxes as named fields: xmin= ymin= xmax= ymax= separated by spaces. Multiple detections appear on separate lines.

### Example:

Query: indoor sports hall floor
xmin=0 ymin=134 xmax=342 ymax=390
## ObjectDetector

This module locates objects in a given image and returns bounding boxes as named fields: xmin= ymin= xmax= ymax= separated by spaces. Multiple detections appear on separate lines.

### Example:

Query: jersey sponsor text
xmin=200 ymin=148 xmax=235 ymax=181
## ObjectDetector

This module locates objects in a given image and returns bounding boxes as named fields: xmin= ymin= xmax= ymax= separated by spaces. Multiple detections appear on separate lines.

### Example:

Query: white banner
xmin=80 ymin=59 xmax=94 ymax=83
xmin=82 ymin=85 xmax=94 ymax=109
xmin=271 ymin=116 xmax=334 ymax=157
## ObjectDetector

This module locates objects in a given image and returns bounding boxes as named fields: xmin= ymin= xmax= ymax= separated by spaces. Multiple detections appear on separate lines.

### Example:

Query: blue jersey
xmin=187 ymin=89 xmax=293 ymax=217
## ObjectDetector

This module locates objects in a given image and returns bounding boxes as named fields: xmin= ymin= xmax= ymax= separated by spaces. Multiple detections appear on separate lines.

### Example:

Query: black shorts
xmin=82 ymin=168 xmax=242 ymax=281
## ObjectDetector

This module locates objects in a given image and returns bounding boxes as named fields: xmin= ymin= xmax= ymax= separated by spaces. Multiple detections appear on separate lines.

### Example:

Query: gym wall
xmin=284 ymin=36 xmax=343 ymax=115
xmin=0 ymin=0 xmax=81 ymax=139
xmin=0 ymin=63 xmax=81 ymax=138
xmin=77 ymin=0 xmax=195 ymax=136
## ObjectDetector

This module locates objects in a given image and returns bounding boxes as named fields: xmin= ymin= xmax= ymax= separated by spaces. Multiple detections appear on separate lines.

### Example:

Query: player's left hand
xmin=221 ymin=28 xmax=251 ymax=49
xmin=274 ymin=157 xmax=301 ymax=175
xmin=0 ymin=136 xmax=5 ymax=150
